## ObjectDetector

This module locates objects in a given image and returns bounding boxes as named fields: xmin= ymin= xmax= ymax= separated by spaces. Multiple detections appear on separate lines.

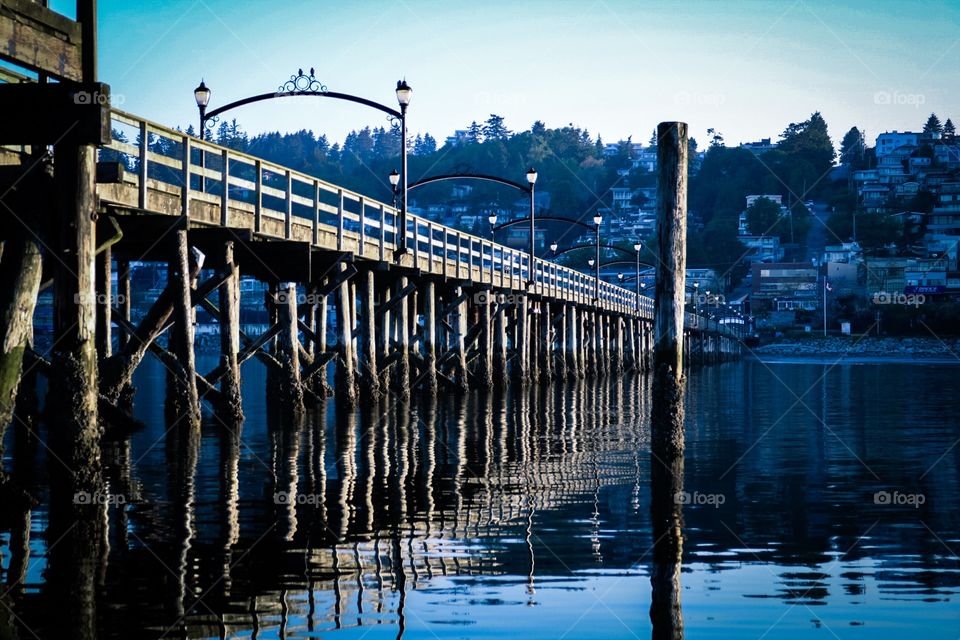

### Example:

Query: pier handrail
xmin=100 ymin=108 xmax=734 ymax=335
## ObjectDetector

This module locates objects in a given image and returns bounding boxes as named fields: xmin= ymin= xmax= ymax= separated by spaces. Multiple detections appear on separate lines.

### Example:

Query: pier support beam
xmin=421 ymin=280 xmax=438 ymax=395
xmin=452 ymin=286 xmax=469 ymax=391
xmin=493 ymin=297 xmax=508 ymax=387
xmin=476 ymin=289 xmax=493 ymax=389
xmin=277 ymin=282 xmax=305 ymax=414
xmin=555 ymin=306 xmax=567 ymax=381
xmin=0 ymin=232 xmax=42 ymax=481
xmin=565 ymin=305 xmax=581 ymax=378
xmin=513 ymin=294 xmax=529 ymax=383
xmin=539 ymin=301 xmax=552 ymax=381
xmin=376 ymin=280 xmax=392 ymax=392
xmin=171 ymin=230 xmax=201 ymax=428
xmin=218 ymin=242 xmax=243 ymax=422
xmin=359 ymin=270 xmax=380 ymax=397
xmin=394 ymin=276 xmax=411 ymax=398
xmin=335 ymin=264 xmax=357 ymax=405
xmin=95 ymin=247 xmax=112 ymax=360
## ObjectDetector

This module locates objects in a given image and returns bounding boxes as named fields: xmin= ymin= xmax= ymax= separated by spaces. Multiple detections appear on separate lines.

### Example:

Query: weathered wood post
xmin=359 ymin=270 xmax=380 ymax=397
xmin=218 ymin=241 xmax=243 ymax=422
xmin=376 ymin=279 xmax=392 ymax=392
xmin=453 ymin=286 xmax=469 ymax=391
xmin=539 ymin=301 xmax=552 ymax=380
xmin=493 ymin=296 xmax=508 ymax=387
xmin=649 ymin=120 xmax=689 ymax=640
xmin=394 ymin=276 xmax=411 ymax=398
xmin=555 ymin=306 xmax=567 ymax=381
xmin=116 ymin=260 xmax=131 ymax=352
xmin=277 ymin=282 xmax=305 ymax=413
xmin=422 ymin=280 xmax=438 ymax=395
xmin=614 ymin=316 xmax=624 ymax=374
xmin=476 ymin=288 xmax=493 ymax=388
xmin=315 ymin=284 xmax=333 ymax=396
xmin=513 ymin=294 xmax=529 ymax=383
xmin=0 ymin=233 xmax=42 ymax=435
xmin=95 ymin=248 xmax=112 ymax=360
xmin=565 ymin=304 xmax=580 ymax=378
xmin=171 ymin=230 xmax=201 ymax=428
xmin=335 ymin=264 xmax=358 ymax=404
xmin=651 ymin=119 xmax=689 ymax=454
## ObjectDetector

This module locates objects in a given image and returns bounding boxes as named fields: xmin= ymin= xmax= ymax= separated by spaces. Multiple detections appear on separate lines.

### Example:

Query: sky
xmin=50 ymin=0 xmax=960 ymax=150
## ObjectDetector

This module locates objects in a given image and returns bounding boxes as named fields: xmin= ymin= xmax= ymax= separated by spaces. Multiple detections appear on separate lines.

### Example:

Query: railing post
xmin=220 ymin=149 xmax=229 ymax=227
xmin=312 ymin=180 xmax=320 ymax=246
xmin=358 ymin=196 xmax=366 ymax=256
xmin=138 ymin=120 xmax=148 ymax=209
xmin=254 ymin=159 xmax=262 ymax=234
xmin=284 ymin=170 xmax=292 ymax=240
xmin=378 ymin=204 xmax=386 ymax=261
xmin=180 ymin=134 xmax=190 ymax=221
xmin=336 ymin=189 xmax=345 ymax=251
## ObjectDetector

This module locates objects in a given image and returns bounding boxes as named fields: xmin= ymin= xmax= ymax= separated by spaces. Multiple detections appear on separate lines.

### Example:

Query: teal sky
xmin=53 ymin=0 xmax=959 ymax=149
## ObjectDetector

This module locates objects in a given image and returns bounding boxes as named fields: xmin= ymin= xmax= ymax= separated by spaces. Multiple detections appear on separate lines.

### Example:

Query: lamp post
xmin=633 ymin=241 xmax=642 ymax=312
xmin=193 ymin=70 xmax=411 ymax=258
xmin=593 ymin=214 xmax=602 ymax=301
xmin=488 ymin=214 xmax=498 ymax=242
xmin=693 ymin=281 xmax=700 ymax=327
xmin=389 ymin=169 xmax=400 ymax=209
xmin=526 ymin=167 xmax=538 ymax=288
xmin=194 ymin=80 xmax=211 ymax=140
xmin=395 ymin=79 xmax=412 ymax=256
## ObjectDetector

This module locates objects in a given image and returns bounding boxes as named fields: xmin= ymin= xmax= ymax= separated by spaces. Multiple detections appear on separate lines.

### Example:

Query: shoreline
xmin=749 ymin=336 xmax=960 ymax=362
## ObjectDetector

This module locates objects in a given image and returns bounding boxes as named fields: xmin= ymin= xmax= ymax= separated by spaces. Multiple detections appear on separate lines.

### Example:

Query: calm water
xmin=2 ymin=358 xmax=959 ymax=638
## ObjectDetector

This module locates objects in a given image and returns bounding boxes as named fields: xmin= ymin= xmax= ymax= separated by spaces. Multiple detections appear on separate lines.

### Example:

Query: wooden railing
xmin=101 ymin=109 xmax=737 ymax=335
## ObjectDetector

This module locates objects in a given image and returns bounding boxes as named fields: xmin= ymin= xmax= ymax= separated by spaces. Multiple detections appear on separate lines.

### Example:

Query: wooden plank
xmin=0 ymin=0 xmax=82 ymax=81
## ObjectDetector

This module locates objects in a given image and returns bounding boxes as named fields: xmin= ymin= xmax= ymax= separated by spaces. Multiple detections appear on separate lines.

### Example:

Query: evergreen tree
xmin=777 ymin=112 xmax=834 ymax=177
xmin=943 ymin=118 xmax=956 ymax=142
xmin=745 ymin=197 xmax=783 ymax=236
xmin=466 ymin=121 xmax=483 ymax=144
xmin=839 ymin=126 xmax=865 ymax=166
xmin=482 ymin=114 xmax=511 ymax=141
xmin=923 ymin=113 xmax=942 ymax=134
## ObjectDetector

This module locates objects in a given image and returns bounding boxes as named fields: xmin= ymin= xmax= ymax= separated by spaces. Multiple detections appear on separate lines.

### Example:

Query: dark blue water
xmin=2 ymin=358 xmax=959 ymax=638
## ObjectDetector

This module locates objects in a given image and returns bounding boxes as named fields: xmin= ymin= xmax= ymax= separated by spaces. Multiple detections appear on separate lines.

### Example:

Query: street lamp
xmin=526 ymin=167 xmax=538 ymax=288
xmin=193 ymin=70 xmax=411 ymax=257
xmin=388 ymin=169 xmax=400 ymax=208
xmin=194 ymin=80 xmax=211 ymax=140
xmin=488 ymin=214 xmax=498 ymax=242
xmin=592 ymin=214 xmax=602 ymax=301
xmin=395 ymin=80 xmax=413 ymax=257
xmin=633 ymin=241 xmax=642 ymax=312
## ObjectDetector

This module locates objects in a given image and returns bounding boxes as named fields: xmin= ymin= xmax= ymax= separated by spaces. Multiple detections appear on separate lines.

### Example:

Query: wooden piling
xmin=493 ymin=297 xmax=508 ymax=387
xmin=453 ymin=286 xmax=469 ymax=391
xmin=0 ymin=232 xmax=42 ymax=472
xmin=171 ymin=230 xmax=201 ymax=428
xmin=422 ymin=280 xmax=438 ymax=395
xmin=95 ymin=248 xmax=112 ymax=359
xmin=359 ymin=270 xmax=380 ymax=397
xmin=476 ymin=289 xmax=493 ymax=389
xmin=395 ymin=276 xmax=411 ymax=398
xmin=514 ymin=294 xmax=529 ymax=383
xmin=315 ymin=287 xmax=333 ymax=396
xmin=555 ymin=306 xmax=567 ymax=381
xmin=652 ymin=120 xmax=689 ymax=457
xmin=218 ymin=241 xmax=243 ymax=422
xmin=565 ymin=305 xmax=580 ymax=378
xmin=376 ymin=280 xmax=392 ymax=392
xmin=539 ymin=301 xmax=552 ymax=381
xmin=116 ymin=260 xmax=131 ymax=352
xmin=335 ymin=264 xmax=357 ymax=404
xmin=277 ymin=282 xmax=305 ymax=413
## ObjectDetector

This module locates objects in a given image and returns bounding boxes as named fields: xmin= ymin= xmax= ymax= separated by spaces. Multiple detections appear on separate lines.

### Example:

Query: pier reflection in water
xmin=1 ymin=358 xmax=960 ymax=638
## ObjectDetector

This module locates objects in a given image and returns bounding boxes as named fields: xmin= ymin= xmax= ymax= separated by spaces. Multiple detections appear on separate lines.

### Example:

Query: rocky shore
xmin=751 ymin=336 xmax=960 ymax=359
